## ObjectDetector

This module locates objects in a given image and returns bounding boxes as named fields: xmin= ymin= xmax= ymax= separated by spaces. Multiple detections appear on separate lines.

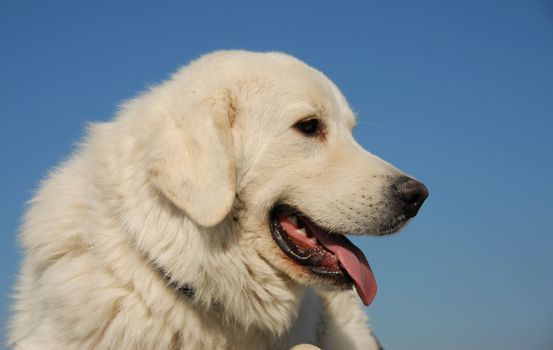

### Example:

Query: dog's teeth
xmin=289 ymin=215 xmax=298 ymax=227
xmin=296 ymin=228 xmax=307 ymax=236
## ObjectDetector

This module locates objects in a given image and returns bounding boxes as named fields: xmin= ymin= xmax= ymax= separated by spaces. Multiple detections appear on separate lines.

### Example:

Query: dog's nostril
xmin=394 ymin=177 xmax=429 ymax=219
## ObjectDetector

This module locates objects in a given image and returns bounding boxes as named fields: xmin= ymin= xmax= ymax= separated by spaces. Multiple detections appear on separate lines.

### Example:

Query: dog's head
xmin=146 ymin=51 xmax=428 ymax=307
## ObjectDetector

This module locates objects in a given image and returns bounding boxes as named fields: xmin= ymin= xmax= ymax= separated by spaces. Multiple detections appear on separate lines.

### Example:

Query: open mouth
xmin=270 ymin=204 xmax=377 ymax=306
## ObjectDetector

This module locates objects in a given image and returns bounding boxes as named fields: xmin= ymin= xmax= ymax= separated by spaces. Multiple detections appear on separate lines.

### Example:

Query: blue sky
xmin=1 ymin=1 xmax=552 ymax=349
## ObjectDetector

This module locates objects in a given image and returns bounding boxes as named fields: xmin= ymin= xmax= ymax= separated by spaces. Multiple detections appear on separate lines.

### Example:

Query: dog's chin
xmin=267 ymin=204 xmax=407 ymax=306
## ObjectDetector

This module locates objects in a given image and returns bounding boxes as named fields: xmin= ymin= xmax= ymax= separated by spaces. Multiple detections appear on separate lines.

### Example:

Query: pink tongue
xmin=306 ymin=222 xmax=377 ymax=306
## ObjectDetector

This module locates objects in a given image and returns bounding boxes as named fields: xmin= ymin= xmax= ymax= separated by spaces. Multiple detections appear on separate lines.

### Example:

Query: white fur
xmin=8 ymin=51 xmax=399 ymax=349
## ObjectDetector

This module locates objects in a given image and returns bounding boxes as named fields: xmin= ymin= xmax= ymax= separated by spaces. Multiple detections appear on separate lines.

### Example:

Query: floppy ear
xmin=149 ymin=91 xmax=237 ymax=227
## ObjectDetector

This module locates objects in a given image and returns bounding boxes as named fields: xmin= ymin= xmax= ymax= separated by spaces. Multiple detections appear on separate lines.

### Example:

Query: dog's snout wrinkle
xmin=393 ymin=177 xmax=428 ymax=219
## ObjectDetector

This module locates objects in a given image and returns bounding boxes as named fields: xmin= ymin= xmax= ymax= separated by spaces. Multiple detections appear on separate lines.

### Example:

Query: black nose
xmin=394 ymin=177 xmax=429 ymax=218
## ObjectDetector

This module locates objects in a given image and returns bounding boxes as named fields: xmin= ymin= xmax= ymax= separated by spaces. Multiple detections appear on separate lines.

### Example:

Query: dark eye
xmin=294 ymin=118 xmax=322 ymax=137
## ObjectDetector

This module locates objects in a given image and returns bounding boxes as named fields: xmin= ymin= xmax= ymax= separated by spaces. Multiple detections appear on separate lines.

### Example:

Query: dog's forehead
xmin=186 ymin=51 xmax=357 ymax=128
xmin=283 ymin=77 xmax=357 ymax=130
xmin=255 ymin=55 xmax=357 ymax=129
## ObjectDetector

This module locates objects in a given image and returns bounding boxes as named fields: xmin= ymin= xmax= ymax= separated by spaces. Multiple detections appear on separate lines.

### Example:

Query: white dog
xmin=8 ymin=51 xmax=428 ymax=349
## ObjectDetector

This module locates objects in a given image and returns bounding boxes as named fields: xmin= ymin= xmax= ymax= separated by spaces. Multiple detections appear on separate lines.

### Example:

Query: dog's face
xmin=149 ymin=51 xmax=428 ymax=306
